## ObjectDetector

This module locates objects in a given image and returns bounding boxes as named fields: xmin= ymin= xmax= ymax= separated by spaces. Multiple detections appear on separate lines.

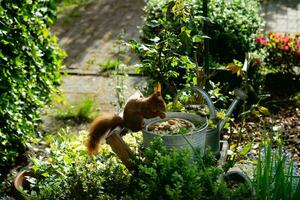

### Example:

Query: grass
xmin=52 ymin=97 xmax=97 ymax=123
xmin=99 ymin=59 xmax=120 ymax=72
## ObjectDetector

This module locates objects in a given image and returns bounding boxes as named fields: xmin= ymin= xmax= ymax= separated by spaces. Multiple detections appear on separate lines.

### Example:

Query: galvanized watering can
xmin=143 ymin=86 xmax=247 ymax=156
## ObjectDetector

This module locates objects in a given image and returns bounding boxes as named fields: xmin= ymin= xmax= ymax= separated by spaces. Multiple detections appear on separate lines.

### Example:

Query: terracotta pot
xmin=13 ymin=170 xmax=37 ymax=199
xmin=223 ymin=168 xmax=255 ymax=196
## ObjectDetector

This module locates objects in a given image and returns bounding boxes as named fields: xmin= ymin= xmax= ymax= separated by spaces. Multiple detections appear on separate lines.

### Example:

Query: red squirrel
xmin=84 ymin=83 xmax=166 ymax=155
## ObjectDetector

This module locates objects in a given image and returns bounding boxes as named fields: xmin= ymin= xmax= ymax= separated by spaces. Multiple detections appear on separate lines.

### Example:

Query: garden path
xmin=52 ymin=0 xmax=146 ymax=113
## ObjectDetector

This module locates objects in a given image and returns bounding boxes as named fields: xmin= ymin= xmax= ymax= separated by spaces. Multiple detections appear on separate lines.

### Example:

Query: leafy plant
xmin=17 ymin=130 xmax=250 ymax=199
xmin=204 ymin=0 xmax=264 ymax=64
xmin=130 ymin=0 xmax=264 ymax=97
xmin=23 ymin=129 xmax=131 ymax=200
xmin=0 ymin=0 xmax=65 ymax=170
xmin=127 ymin=138 xmax=250 ymax=200
xmin=253 ymin=131 xmax=300 ymax=200
xmin=129 ymin=0 xmax=204 ymax=96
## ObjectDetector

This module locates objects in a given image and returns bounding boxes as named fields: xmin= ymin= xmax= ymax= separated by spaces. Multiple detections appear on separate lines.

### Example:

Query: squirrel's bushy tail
xmin=84 ymin=113 xmax=123 ymax=156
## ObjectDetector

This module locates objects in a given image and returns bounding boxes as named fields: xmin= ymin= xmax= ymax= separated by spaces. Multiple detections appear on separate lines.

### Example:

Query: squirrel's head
xmin=151 ymin=82 xmax=166 ymax=112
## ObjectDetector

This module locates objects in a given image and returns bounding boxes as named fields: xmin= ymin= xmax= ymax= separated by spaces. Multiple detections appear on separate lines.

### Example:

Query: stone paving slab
xmin=61 ymin=75 xmax=147 ymax=113
xmin=53 ymin=0 xmax=144 ymax=73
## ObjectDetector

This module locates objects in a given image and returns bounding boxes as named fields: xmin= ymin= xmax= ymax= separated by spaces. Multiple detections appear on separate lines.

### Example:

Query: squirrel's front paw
xmin=159 ymin=112 xmax=166 ymax=119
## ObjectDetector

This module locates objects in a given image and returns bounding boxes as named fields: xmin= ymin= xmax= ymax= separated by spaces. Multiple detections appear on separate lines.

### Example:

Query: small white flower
xmin=272 ymin=125 xmax=282 ymax=132
xmin=227 ymin=149 xmax=234 ymax=155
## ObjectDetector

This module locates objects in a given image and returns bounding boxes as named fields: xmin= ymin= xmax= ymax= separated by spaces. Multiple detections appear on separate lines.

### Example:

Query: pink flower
xmin=256 ymin=36 xmax=268 ymax=46
xmin=282 ymin=36 xmax=290 ymax=43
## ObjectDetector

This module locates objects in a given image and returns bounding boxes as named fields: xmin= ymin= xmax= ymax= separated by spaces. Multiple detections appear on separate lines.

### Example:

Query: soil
xmin=223 ymin=105 xmax=300 ymax=170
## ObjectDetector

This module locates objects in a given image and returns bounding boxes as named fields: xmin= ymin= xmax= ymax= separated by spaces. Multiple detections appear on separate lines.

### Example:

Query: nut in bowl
xmin=147 ymin=118 xmax=195 ymax=135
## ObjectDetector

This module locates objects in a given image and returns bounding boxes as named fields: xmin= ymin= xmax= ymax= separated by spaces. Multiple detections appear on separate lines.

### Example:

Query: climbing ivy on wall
xmin=0 ymin=0 xmax=65 ymax=169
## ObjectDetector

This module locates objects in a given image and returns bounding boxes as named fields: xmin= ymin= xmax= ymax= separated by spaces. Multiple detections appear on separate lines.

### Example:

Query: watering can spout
xmin=218 ymin=88 xmax=248 ymax=133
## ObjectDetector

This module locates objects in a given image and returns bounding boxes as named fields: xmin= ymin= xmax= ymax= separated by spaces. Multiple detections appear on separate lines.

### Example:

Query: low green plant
xmin=18 ymin=131 xmax=250 ymax=199
xmin=52 ymin=97 xmax=97 ymax=123
xmin=99 ymin=59 xmax=120 ymax=72
xmin=293 ymin=92 xmax=300 ymax=106
xmin=22 ymin=129 xmax=131 ymax=199
xmin=127 ymin=138 xmax=250 ymax=200
xmin=56 ymin=0 xmax=95 ymax=15
xmin=253 ymin=131 xmax=300 ymax=200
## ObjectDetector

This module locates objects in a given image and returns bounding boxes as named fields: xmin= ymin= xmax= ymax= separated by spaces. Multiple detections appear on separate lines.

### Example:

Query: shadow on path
xmin=53 ymin=0 xmax=144 ymax=72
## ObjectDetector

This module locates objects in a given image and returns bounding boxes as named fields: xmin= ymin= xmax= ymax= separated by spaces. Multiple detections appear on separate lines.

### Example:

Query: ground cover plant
xmin=51 ymin=97 xmax=97 ymax=123
xmin=0 ymin=0 xmax=65 ymax=174
xmin=12 ymin=131 xmax=250 ymax=200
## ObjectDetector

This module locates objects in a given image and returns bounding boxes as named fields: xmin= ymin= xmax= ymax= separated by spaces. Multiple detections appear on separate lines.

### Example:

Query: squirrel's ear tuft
xmin=154 ymin=82 xmax=162 ymax=95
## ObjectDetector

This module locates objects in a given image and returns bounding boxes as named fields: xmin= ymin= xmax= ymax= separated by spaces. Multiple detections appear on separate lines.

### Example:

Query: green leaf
xmin=192 ymin=35 xmax=203 ymax=43
xmin=238 ymin=143 xmax=252 ymax=156
xmin=258 ymin=106 xmax=271 ymax=116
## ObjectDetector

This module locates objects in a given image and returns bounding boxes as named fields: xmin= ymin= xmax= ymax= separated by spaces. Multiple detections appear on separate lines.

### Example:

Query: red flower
xmin=256 ymin=36 xmax=268 ymax=46
xmin=296 ymin=50 xmax=300 ymax=56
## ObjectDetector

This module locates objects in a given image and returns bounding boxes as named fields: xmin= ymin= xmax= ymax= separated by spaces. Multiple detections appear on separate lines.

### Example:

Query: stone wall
xmin=262 ymin=0 xmax=300 ymax=34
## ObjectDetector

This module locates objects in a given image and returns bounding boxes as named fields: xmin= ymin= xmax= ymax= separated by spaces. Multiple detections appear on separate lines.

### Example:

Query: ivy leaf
xmin=192 ymin=35 xmax=203 ymax=43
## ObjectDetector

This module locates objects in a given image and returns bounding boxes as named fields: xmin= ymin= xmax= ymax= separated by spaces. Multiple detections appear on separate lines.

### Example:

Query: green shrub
xmin=127 ymin=139 xmax=225 ymax=199
xmin=205 ymin=0 xmax=263 ymax=64
xmin=130 ymin=0 xmax=204 ymax=96
xmin=21 ymin=132 xmax=249 ymax=199
xmin=130 ymin=0 xmax=263 ymax=96
xmin=0 ymin=0 xmax=65 ymax=169
xmin=24 ymin=130 xmax=131 ymax=200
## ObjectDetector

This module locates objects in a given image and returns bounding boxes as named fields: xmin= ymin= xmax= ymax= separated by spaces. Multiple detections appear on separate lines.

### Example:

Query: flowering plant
xmin=256 ymin=32 xmax=300 ymax=73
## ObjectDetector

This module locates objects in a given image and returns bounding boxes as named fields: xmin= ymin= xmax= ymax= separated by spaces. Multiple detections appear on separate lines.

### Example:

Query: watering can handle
xmin=173 ymin=86 xmax=217 ymax=121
